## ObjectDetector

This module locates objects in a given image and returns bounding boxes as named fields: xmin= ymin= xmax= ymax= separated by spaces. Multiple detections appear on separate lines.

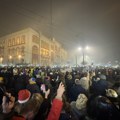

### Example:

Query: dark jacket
xmin=69 ymin=84 xmax=87 ymax=102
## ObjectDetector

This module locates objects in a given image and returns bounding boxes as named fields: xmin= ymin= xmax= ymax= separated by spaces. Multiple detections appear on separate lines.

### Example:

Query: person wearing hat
xmin=105 ymin=88 xmax=120 ymax=109
xmin=15 ymin=92 xmax=44 ymax=120
xmin=70 ymin=94 xmax=88 ymax=120
xmin=79 ymin=72 xmax=90 ymax=91
xmin=17 ymin=89 xmax=31 ymax=104
xmin=26 ymin=77 xmax=40 ymax=95
xmin=14 ymin=89 xmax=31 ymax=114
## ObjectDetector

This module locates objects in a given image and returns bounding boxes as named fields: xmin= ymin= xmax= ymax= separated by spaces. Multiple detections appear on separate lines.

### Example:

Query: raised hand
xmin=2 ymin=93 xmax=15 ymax=113
xmin=56 ymin=82 xmax=65 ymax=100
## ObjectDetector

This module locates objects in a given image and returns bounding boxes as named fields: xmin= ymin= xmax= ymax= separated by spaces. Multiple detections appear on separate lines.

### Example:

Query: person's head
xmin=67 ymin=73 xmax=72 ymax=80
xmin=76 ymin=94 xmax=88 ymax=110
xmin=19 ymin=100 xmax=37 ymax=119
xmin=18 ymin=89 xmax=31 ymax=103
xmin=31 ymin=93 xmax=44 ymax=112
xmin=29 ymin=77 xmax=36 ymax=84
xmin=14 ymin=89 xmax=31 ymax=114
xmin=16 ymin=93 xmax=43 ymax=120
xmin=99 ymin=74 xmax=106 ymax=80
xmin=13 ymin=68 xmax=18 ymax=75
xmin=106 ymin=89 xmax=118 ymax=98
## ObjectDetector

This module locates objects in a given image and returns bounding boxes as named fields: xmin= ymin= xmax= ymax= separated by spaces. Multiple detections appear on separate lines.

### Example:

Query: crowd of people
xmin=0 ymin=66 xmax=120 ymax=120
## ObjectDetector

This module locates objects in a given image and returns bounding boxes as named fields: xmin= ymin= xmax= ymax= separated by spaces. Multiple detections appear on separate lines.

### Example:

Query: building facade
xmin=0 ymin=28 xmax=68 ymax=66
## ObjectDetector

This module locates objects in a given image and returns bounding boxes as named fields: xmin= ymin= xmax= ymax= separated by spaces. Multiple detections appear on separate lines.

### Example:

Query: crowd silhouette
xmin=0 ymin=66 xmax=120 ymax=120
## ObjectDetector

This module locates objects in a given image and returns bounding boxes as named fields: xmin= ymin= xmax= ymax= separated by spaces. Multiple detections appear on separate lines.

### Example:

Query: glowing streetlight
xmin=9 ymin=55 xmax=12 ymax=64
xmin=78 ymin=47 xmax=82 ymax=51
xmin=18 ymin=55 xmax=22 ymax=63
xmin=18 ymin=55 xmax=21 ymax=59
xmin=85 ymin=46 xmax=89 ymax=50
xmin=0 ymin=57 xmax=3 ymax=64
xmin=9 ymin=55 xmax=12 ymax=59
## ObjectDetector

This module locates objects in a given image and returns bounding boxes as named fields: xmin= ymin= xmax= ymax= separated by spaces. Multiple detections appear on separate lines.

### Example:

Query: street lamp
xmin=18 ymin=55 xmax=22 ymax=63
xmin=78 ymin=46 xmax=89 ymax=65
xmin=9 ymin=55 xmax=12 ymax=64
xmin=0 ymin=57 xmax=3 ymax=64
xmin=9 ymin=55 xmax=12 ymax=59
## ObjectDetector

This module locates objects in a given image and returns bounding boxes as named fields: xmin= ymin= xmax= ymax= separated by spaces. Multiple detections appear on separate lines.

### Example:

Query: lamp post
xmin=75 ymin=55 xmax=78 ymax=67
xmin=78 ymin=46 xmax=89 ymax=66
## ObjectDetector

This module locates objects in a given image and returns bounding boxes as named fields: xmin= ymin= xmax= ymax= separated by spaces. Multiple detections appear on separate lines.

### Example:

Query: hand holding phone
xmin=2 ymin=93 xmax=15 ymax=113
xmin=0 ymin=87 xmax=10 ymax=103
xmin=41 ymin=84 xmax=45 ymax=92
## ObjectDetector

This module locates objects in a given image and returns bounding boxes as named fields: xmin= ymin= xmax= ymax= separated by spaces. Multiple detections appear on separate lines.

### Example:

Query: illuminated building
xmin=0 ymin=28 xmax=68 ymax=66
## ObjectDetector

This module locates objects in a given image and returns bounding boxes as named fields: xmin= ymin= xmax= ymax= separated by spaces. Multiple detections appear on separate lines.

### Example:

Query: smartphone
xmin=40 ymin=84 xmax=45 ymax=91
xmin=0 ymin=87 xmax=10 ymax=103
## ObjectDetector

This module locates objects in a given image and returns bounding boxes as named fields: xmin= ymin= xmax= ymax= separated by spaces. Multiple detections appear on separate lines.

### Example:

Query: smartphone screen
xmin=41 ymin=84 xmax=45 ymax=91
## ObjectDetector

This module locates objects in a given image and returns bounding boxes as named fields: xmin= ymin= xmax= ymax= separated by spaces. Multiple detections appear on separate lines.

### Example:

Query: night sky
xmin=0 ymin=0 xmax=120 ymax=64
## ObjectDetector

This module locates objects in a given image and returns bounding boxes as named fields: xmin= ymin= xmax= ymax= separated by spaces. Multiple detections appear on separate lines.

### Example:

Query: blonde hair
xmin=31 ymin=93 xmax=44 ymax=113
